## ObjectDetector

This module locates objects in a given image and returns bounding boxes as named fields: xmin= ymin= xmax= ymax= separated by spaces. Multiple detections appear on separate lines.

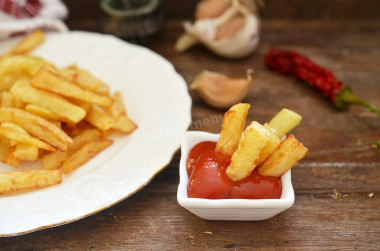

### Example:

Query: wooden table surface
xmin=1 ymin=19 xmax=380 ymax=250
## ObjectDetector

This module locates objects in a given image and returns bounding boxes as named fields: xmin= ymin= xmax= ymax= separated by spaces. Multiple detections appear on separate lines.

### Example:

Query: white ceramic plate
xmin=0 ymin=31 xmax=191 ymax=236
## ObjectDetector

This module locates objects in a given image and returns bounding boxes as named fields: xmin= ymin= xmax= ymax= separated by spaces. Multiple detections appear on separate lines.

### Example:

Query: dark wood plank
xmin=62 ymin=0 xmax=380 ymax=21
xmin=0 ymin=161 xmax=379 ymax=249
xmin=1 ymin=19 xmax=379 ymax=250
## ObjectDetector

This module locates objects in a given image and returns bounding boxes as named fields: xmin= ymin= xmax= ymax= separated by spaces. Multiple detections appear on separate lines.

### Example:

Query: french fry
xmin=268 ymin=108 xmax=302 ymax=137
xmin=101 ymin=129 xmax=114 ymax=138
xmin=75 ymin=66 xmax=109 ymax=95
xmin=0 ymin=55 xmax=53 ymax=79
xmin=215 ymin=103 xmax=250 ymax=155
xmin=13 ymin=143 xmax=39 ymax=161
xmin=68 ymin=99 xmax=92 ymax=113
xmin=257 ymin=124 xmax=281 ymax=166
xmin=0 ymin=122 xmax=55 ymax=151
xmin=10 ymin=80 xmax=86 ymax=123
xmin=42 ymin=128 xmax=101 ymax=170
xmin=0 ymin=75 xmax=19 ymax=92
xmin=86 ymin=105 xmax=114 ymax=131
xmin=0 ymin=92 xmax=25 ymax=109
xmin=226 ymin=121 xmax=271 ymax=181
xmin=62 ymin=65 xmax=109 ymax=95
xmin=59 ymin=67 xmax=78 ymax=82
xmin=113 ymin=115 xmax=137 ymax=134
xmin=62 ymin=121 xmax=90 ymax=137
xmin=48 ymin=120 xmax=62 ymax=129
xmin=31 ymin=68 xmax=113 ymax=107
xmin=42 ymin=151 xmax=67 ymax=170
xmin=3 ymin=147 xmax=21 ymax=167
xmin=108 ymin=91 xmax=125 ymax=119
xmin=0 ymin=137 xmax=11 ymax=162
xmin=61 ymin=139 xmax=113 ymax=174
xmin=1 ymin=91 xmax=13 ymax=107
xmin=66 ymin=129 xmax=102 ymax=155
xmin=0 ymin=169 xmax=62 ymax=194
xmin=259 ymin=135 xmax=308 ymax=177
xmin=13 ymin=96 xmax=25 ymax=109
xmin=0 ymin=31 xmax=137 ymax=194
xmin=3 ymin=30 xmax=44 ymax=56
xmin=107 ymin=92 xmax=137 ymax=133
xmin=0 ymin=107 xmax=73 ymax=151
xmin=25 ymin=104 xmax=61 ymax=120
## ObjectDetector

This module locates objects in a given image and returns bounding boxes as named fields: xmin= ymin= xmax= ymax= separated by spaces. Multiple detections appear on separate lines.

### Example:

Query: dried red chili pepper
xmin=264 ymin=47 xmax=380 ymax=116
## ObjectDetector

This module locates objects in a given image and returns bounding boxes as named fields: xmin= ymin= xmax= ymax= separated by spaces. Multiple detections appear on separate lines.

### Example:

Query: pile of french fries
xmin=0 ymin=30 xmax=137 ymax=194
xmin=215 ymin=103 xmax=308 ymax=181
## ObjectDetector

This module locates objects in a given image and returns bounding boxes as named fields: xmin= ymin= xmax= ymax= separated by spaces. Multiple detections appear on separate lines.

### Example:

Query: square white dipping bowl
xmin=177 ymin=131 xmax=295 ymax=221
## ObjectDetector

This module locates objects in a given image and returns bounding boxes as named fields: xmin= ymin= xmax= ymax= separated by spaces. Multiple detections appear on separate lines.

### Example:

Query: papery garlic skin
xmin=176 ymin=0 xmax=260 ymax=59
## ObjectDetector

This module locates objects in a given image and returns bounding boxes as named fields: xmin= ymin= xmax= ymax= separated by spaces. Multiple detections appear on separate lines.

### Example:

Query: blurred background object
xmin=99 ymin=0 xmax=163 ymax=42
xmin=0 ymin=0 xmax=68 ymax=39
xmin=62 ymin=0 xmax=380 ymax=25
xmin=175 ymin=0 xmax=262 ymax=59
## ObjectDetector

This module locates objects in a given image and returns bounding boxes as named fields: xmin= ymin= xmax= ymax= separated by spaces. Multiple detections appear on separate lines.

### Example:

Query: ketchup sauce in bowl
xmin=177 ymin=131 xmax=295 ymax=221
xmin=186 ymin=141 xmax=282 ymax=200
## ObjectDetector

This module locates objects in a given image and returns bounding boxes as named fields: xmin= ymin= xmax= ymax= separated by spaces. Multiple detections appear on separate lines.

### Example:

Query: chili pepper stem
xmin=334 ymin=86 xmax=380 ymax=116
xmin=376 ymin=139 xmax=380 ymax=148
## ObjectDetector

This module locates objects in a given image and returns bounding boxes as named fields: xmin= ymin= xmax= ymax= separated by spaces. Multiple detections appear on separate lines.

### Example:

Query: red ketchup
xmin=187 ymin=141 xmax=282 ymax=199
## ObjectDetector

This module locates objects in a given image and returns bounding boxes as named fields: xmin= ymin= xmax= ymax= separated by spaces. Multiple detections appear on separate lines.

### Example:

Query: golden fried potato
xmin=0 ymin=55 xmax=53 ymax=79
xmin=268 ymin=108 xmax=302 ymax=137
xmin=0 ymin=169 xmax=61 ymax=194
xmin=31 ymin=68 xmax=113 ymax=107
xmin=75 ymin=66 xmax=109 ymax=95
xmin=108 ymin=91 xmax=125 ymax=119
xmin=113 ymin=115 xmax=137 ymax=134
xmin=0 ymin=107 xmax=73 ymax=151
xmin=86 ymin=105 xmax=114 ymax=131
xmin=0 ymin=122 xmax=55 ymax=151
xmin=69 ymin=99 xmax=92 ymax=113
xmin=0 ymin=75 xmax=19 ymax=92
xmin=25 ymin=104 xmax=61 ymax=120
xmin=0 ymin=30 xmax=137 ymax=194
xmin=259 ymin=134 xmax=308 ymax=177
xmin=226 ymin=121 xmax=271 ymax=182
xmin=62 ymin=139 xmax=113 ymax=174
xmin=10 ymin=80 xmax=86 ymax=123
xmin=42 ymin=151 xmax=66 ymax=170
xmin=59 ymin=67 xmax=78 ymax=82
xmin=13 ymin=143 xmax=39 ymax=161
xmin=0 ymin=137 xmax=11 ymax=162
xmin=0 ymin=91 xmax=14 ymax=108
xmin=67 ymin=129 xmax=102 ymax=155
xmin=215 ymin=103 xmax=250 ymax=155
xmin=3 ymin=30 xmax=44 ymax=56
xmin=107 ymin=92 xmax=137 ymax=133
xmin=0 ymin=91 xmax=24 ymax=108
xmin=257 ymin=124 xmax=281 ymax=166
xmin=42 ymin=128 xmax=102 ymax=170
xmin=3 ymin=147 xmax=21 ymax=167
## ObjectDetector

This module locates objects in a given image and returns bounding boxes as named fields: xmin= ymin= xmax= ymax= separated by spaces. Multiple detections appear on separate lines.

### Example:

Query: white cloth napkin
xmin=0 ymin=0 xmax=68 ymax=39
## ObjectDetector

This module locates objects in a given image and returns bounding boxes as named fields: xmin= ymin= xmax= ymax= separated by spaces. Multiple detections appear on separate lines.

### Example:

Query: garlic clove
xmin=195 ymin=0 xmax=231 ymax=20
xmin=190 ymin=70 xmax=252 ymax=109
xmin=176 ymin=0 xmax=260 ymax=59
xmin=175 ymin=33 xmax=199 ymax=52
xmin=215 ymin=13 xmax=245 ymax=40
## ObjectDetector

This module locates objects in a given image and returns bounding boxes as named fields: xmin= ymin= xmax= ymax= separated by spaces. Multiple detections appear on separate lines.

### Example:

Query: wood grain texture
xmin=1 ymin=20 xmax=379 ymax=250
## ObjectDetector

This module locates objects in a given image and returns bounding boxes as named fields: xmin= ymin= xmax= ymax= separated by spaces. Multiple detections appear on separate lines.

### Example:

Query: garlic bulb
xmin=176 ymin=0 xmax=260 ymax=59
xmin=190 ymin=70 xmax=252 ymax=109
